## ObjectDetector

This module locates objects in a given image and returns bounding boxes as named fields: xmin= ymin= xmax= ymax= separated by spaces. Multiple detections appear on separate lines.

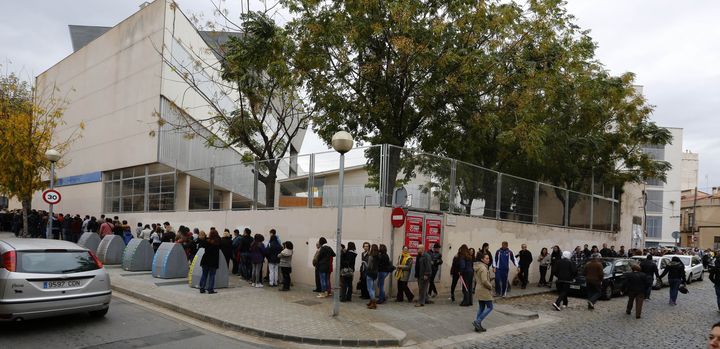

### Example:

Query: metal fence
xmin=179 ymin=144 xmax=619 ymax=232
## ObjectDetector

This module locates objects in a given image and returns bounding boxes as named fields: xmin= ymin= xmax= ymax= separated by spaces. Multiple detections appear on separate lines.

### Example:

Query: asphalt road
xmin=0 ymin=296 xmax=273 ymax=349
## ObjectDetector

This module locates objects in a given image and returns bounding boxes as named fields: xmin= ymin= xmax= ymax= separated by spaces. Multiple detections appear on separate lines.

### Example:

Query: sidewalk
xmin=107 ymin=266 xmax=542 ymax=347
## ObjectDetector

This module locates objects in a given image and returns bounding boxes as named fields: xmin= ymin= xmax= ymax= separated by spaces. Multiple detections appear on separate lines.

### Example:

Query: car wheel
xmin=89 ymin=308 xmax=109 ymax=318
xmin=687 ymin=273 xmax=693 ymax=284
xmin=601 ymin=284 xmax=613 ymax=300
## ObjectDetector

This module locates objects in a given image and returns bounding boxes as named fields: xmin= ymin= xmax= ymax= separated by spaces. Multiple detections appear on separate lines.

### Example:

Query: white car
xmin=0 ymin=238 xmax=111 ymax=322
xmin=632 ymin=255 xmax=703 ymax=286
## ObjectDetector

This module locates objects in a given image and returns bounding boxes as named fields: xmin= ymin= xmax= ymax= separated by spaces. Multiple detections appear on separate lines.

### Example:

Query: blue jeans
xmin=366 ymin=276 xmax=377 ymax=300
xmin=668 ymin=278 xmax=681 ymax=303
xmin=319 ymin=272 xmax=329 ymax=292
xmin=377 ymin=272 xmax=388 ymax=301
xmin=495 ymin=268 xmax=509 ymax=296
xmin=199 ymin=266 xmax=217 ymax=291
xmin=475 ymin=300 xmax=493 ymax=325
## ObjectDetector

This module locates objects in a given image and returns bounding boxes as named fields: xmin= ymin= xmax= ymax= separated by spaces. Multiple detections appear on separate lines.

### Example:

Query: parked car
xmin=631 ymin=254 xmax=704 ymax=287
xmin=631 ymin=255 xmax=668 ymax=289
xmin=0 ymin=238 xmax=111 ymax=322
xmin=570 ymin=258 xmax=639 ymax=300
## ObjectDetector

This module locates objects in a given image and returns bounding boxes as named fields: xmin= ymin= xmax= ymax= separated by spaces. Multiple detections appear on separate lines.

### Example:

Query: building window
xmin=642 ymin=144 xmax=665 ymax=161
xmin=646 ymin=216 xmax=663 ymax=238
xmin=714 ymin=237 xmax=720 ymax=251
xmin=104 ymin=164 xmax=175 ymax=213
xmin=645 ymin=177 xmax=664 ymax=187
xmin=645 ymin=190 xmax=663 ymax=213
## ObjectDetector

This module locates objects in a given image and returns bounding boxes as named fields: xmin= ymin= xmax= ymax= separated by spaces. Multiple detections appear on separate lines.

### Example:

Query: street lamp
xmin=331 ymin=131 xmax=353 ymax=316
xmin=45 ymin=149 xmax=61 ymax=239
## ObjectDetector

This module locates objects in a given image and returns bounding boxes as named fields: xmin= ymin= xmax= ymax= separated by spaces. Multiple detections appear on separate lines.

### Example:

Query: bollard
xmin=151 ymin=242 xmax=189 ymax=279
xmin=188 ymin=248 xmax=229 ymax=289
xmin=97 ymin=235 xmax=125 ymax=265
xmin=122 ymin=238 xmax=154 ymax=271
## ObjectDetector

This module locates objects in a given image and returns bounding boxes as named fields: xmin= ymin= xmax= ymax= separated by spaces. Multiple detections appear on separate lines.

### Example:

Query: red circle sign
xmin=391 ymin=207 xmax=406 ymax=228
xmin=42 ymin=189 xmax=61 ymax=205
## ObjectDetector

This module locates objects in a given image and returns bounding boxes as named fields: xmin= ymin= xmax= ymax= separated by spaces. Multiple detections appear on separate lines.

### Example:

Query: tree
xmin=158 ymin=7 xmax=310 ymax=208
xmin=0 ymin=72 xmax=82 ymax=237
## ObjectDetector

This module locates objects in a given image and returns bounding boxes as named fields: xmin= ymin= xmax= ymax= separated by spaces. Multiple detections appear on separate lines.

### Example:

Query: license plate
xmin=43 ymin=280 xmax=82 ymax=289
xmin=569 ymin=285 xmax=580 ymax=290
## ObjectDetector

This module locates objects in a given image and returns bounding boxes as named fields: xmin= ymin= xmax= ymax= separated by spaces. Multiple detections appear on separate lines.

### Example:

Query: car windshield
xmin=17 ymin=251 xmax=99 ymax=274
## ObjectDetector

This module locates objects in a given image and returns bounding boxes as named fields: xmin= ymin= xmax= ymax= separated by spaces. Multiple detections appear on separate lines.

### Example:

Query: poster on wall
xmin=424 ymin=216 xmax=443 ymax=250
xmin=404 ymin=215 xmax=424 ymax=256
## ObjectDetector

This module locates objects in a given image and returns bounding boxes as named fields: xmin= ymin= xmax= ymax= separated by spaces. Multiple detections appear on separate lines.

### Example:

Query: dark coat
xmin=250 ymin=242 xmax=266 ymax=264
xmin=341 ymin=250 xmax=357 ymax=270
xmin=220 ymin=237 xmax=233 ymax=263
xmin=415 ymin=252 xmax=432 ymax=279
xmin=583 ymin=259 xmax=604 ymax=286
xmin=316 ymin=245 xmax=336 ymax=273
xmin=378 ymin=252 xmax=393 ymax=273
xmin=266 ymin=239 xmax=283 ymax=264
xmin=659 ymin=261 xmax=686 ymax=280
xmin=517 ymin=250 xmax=533 ymax=268
xmin=640 ymin=259 xmax=660 ymax=279
xmin=553 ymin=259 xmax=577 ymax=283
xmin=201 ymin=242 xmax=221 ymax=269
xmin=622 ymin=271 xmax=649 ymax=295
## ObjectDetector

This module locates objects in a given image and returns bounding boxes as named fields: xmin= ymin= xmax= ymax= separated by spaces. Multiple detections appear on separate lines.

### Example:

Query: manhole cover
xmin=294 ymin=299 xmax=321 ymax=306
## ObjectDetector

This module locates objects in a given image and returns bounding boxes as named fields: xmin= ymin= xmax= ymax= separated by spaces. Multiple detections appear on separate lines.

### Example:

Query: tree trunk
xmin=383 ymin=146 xmax=402 ymax=206
xmin=263 ymin=177 xmax=276 ymax=208
xmin=482 ymin=174 xmax=498 ymax=218
xmin=21 ymin=198 xmax=30 ymax=238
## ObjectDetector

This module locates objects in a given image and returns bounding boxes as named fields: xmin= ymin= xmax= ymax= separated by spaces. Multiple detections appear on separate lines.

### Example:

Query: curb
xmin=493 ymin=304 xmax=540 ymax=320
xmin=111 ymin=284 xmax=404 ymax=347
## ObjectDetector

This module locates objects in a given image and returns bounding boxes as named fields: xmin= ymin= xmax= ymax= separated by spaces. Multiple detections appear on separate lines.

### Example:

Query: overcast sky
xmin=1 ymin=0 xmax=718 ymax=190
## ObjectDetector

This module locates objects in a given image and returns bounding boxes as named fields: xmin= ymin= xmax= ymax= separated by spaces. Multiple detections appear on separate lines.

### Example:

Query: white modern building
xmin=643 ymin=127 xmax=683 ymax=247
xmin=681 ymin=150 xmax=699 ymax=191
xmin=23 ymin=0 xmax=304 ymax=215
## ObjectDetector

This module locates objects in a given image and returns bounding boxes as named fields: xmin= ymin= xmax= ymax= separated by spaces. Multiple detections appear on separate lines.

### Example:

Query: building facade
xmin=681 ymin=150 xmax=699 ymax=191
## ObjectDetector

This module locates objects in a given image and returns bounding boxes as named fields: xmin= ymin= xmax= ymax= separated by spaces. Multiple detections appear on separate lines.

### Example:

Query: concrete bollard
xmin=152 ymin=242 xmax=189 ymax=279
xmin=188 ymin=248 xmax=229 ymax=289
xmin=122 ymin=238 xmax=154 ymax=271
xmin=97 ymin=235 xmax=125 ymax=265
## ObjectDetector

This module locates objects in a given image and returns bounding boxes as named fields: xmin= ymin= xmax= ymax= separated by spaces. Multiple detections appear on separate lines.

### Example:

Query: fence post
xmin=307 ymin=154 xmax=315 ymax=208
xmin=209 ymin=167 xmax=215 ymax=210
xmin=448 ymin=159 xmax=457 ymax=213
xmin=534 ymin=182 xmax=540 ymax=224
xmin=564 ymin=189 xmax=570 ymax=227
xmin=379 ymin=144 xmax=387 ymax=207
xmin=496 ymin=173 xmax=502 ymax=219
xmin=611 ymin=186 xmax=616 ymax=232
xmin=589 ymin=177 xmax=594 ymax=230
xmin=252 ymin=160 xmax=258 ymax=210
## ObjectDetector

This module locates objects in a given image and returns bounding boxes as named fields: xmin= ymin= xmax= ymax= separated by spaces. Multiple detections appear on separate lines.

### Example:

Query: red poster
xmin=404 ymin=215 xmax=424 ymax=256
xmin=424 ymin=218 xmax=442 ymax=250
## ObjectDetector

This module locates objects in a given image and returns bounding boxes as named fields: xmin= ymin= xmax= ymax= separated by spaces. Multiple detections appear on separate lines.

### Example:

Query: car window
xmin=660 ymin=258 xmax=669 ymax=269
xmin=18 ymin=251 xmax=99 ymax=274
xmin=614 ymin=261 xmax=630 ymax=273
xmin=678 ymin=257 xmax=691 ymax=267
xmin=692 ymin=256 xmax=700 ymax=266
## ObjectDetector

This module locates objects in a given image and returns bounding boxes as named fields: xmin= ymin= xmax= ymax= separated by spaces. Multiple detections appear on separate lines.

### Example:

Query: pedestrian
xmin=493 ymin=241 xmax=518 ymax=297
xmin=366 ymin=244 xmax=380 ymax=309
xmin=139 ymin=224 xmax=152 ymax=240
xmin=472 ymin=252 xmax=494 ymax=333
xmin=639 ymin=255 xmax=660 ymax=301
xmin=582 ymin=244 xmax=591 ymax=259
xmin=315 ymin=237 xmax=336 ymax=298
xmin=394 ymin=245 xmax=414 ymax=302
xmin=278 ymin=241 xmax=294 ymax=291
xmin=376 ymin=244 xmax=393 ymax=304
xmin=600 ymin=243 xmax=612 ymax=257
xmin=312 ymin=242 xmax=322 ymax=292
xmin=710 ymin=257 xmax=720 ymax=312
xmin=98 ymin=218 xmax=114 ymax=238
xmin=449 ymin=251 xmax=461 ymax=302
xmin=250 ymin=233 xmax=266 ymax=288
xmin=340 ymin=242 xmax=357 ymax=301
xmin=459 ymin=244 xmax=475 ymax=306
xmin=571 ymin=246 xmax=585 ymax=267
xmin=198 ymin=229 xmax=221 ymax=294
xmin=623 ymin=264 xmax=648 ymax=319
xmin=415 ymin=244 xmax=432 ymax=307
xmin=150 ymin=227 xmax=162 ymax=252
xmin=266 ymin=233 xmax=283 ymax=287
xmin=547 ymin=245 xmax=561 ymax=287
xmin=584 ymin=253 xmax=604 ymax=310
xmin=516 ymin=244 xmax=532 ymax=289
xmin=708 ymin=321 xmax=720 ymax=349
xmin=220 ymin=229 xmax=233 ymax=267
xmin=551 ymin=251 xmax=577 ymax=311
xmin=121 ymin=220 xmax=133 ymax=245
xmin=239 ymin=228 xmax=253 ymax=281
xmin=537 ymin=247 xmax=550 ymax=287
xmin=618 ymin=245 xmax=627 ymax=258
xmin=659 ymin=256 xmax=686 ymax=306
xmin=428 ymin=243 xmax=443 ymax=298
xmin=479 ymin=243 xmax=493 ymax=266
xmin=358 ymin=242 xmax=371 ymax=300
xmin=231 ymin=229 xmax=242 ymax=275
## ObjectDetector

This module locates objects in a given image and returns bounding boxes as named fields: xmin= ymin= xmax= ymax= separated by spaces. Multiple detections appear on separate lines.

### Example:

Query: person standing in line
xmin=278 ymin=241 xmax=294 ymax=291
xmin=98 ymin=218 xmax=114 ymax=238
xmin=623 ymin=264 xmax=648 ymax=319
xmin=639 ymin=255 xmax=661 ymax=301
xmin=516 ymin=244 xmax=532 ymax=289
xmin=537 ymin=247 xmax=551 ymax=287
xmin=315 ymin=237 xmax=336 ymax=298
xmin=472 ymin=252 xmax=494 ymax=332
xmin=582 ymin=244 xmax=591 ymax=259
xmin=468 ymin=248 xmax=477 ymax=294
xmin=547 ymin=245 xmax=561 ymax=287
xmin=459 ymin=245 xmax=475 ymax=306
xmin=395 ymin=246 xmax=414 ymax=302
xmin=415 ymin=244 xmax=433 ymax=307
xmin=231 ymin=229 xmax=242 ymax=275
xmin=312 ymin=242 xmax=322 ymax=292
xmin=266 ymin=233 xmax=283 ymax=287
xmin=135 ymin=222 xmax=144 ymax=239
xmin=340 ymin=242 xmax=357 ymax=302
xmin=376 ymin=244 xmax=393 ymax=304
xmin=239 ymin=228 xmax=254 ymax=281
xmin=449 ymin=251 xmax=461 ymax=302
xmin=479 ymin=243 xmax=493 ymax=266
xmin=493 ymin=241 xmax=517 ymax=297
xmin=366 ymin=244 xmax=380 ymax=309
xmin=659 ymin=256 xmax=686 ymax=306
xmin=600 ymin=243 xmax=612 ymax=257
xmin=571 ymin=246 xmax=585 ymax=267
xmin=710 ymin=257 xmax=720 ymax=312
xmin=583 ymin=253 xmax=604 ymax=310
xmin=551 ymin=251 xmax=576 ymax=311
xmin=220 ymin=229 xmax=233 ymax=267
xmin=198 ymin=229 xmax=221 ymax=294
xmin=358 ymin=242 xmax=371 ymax=300
xmin=139 ymin=224 xmax=152 ymax=241
xmin=250 ymin=233 xmax=266 ymax=288
xmin=428 ymin=243 xmax=443 ymax=298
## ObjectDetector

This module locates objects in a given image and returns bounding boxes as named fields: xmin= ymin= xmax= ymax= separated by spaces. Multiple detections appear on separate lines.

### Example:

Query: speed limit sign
xmin=42 ymin=189 xmax=61 ymax=205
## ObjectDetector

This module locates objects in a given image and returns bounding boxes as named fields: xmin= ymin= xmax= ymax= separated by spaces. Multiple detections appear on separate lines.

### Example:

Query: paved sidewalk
xmin=107 ymin=266 xmax=541 ymax=347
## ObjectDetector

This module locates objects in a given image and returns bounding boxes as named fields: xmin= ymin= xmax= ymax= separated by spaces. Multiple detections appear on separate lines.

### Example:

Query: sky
xmin=1 ymin=0 xmax=718 ymax=190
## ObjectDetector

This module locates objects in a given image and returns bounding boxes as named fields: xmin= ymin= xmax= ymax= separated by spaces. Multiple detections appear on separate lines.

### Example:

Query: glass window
xmin=642 ymin=144 xmax=665 ymax=161
xmin=18 ymin=251 xmax=100 ymax=274
xmin=645 ymin=177 xmax=664 ymax=187
xmin=646 ymin=190 xmax=663 ymax=213
xmin=646 ymin=216 xmax=663 ymax=238
xmin=103 ymin=164 xmax=175 ymax=213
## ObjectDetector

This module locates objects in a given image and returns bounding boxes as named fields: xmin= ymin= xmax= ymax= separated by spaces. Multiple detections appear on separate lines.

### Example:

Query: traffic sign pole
xmin=46 ymin=162 xmax=56 ymax=239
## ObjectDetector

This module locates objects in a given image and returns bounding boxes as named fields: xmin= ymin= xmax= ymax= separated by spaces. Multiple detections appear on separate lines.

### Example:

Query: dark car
xmin=570 ymin=258 xmax=639 ymax=300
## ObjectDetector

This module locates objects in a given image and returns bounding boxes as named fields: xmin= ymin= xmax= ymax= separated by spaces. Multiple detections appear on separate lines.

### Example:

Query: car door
xmin=691 ymin=256 xmax=703 ymax=280
xmin=613 ymin=260 xmax=630 ymax=291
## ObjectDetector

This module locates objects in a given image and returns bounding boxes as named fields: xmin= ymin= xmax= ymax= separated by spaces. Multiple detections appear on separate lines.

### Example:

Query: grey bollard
xmin=152 ymin=242 xmax=189 ymax=279
xmin=122 ymin=238 xmax=154 ymax=271
xmin=77 ymin=232 xmax=101 ymax=254
xmin=188 ymin=248 xmax=229 ymax=289
xmin=97 ymin=235 xmax=125 ymax=265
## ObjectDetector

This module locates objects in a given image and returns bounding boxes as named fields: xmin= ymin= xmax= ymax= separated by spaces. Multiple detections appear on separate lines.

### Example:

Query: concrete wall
xmin=681 ymin=151 xmax=699 ymax=191
xmin=646 ymin=127 xmax=683 ymax=245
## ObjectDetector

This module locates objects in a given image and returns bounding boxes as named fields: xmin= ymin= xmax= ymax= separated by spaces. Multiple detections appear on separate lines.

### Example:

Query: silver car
xmin=0 ymin=238 xmax=111 ymax=321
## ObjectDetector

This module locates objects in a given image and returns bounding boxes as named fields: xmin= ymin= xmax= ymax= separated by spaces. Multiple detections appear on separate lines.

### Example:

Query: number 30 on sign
xmin=42 ymin=189 xmax=61 ymax=205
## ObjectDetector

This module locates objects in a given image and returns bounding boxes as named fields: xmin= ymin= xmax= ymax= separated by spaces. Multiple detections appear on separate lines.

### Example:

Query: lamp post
xmin=331 ymin=131 xmax=353 ymax=316
xmin=45 ymin=149 xmax=61 ymax=239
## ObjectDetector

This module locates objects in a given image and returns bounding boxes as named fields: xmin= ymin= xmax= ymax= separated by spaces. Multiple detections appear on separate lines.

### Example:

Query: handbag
xmin=679 ymin=284 xmax=689 ymax=294
xmin=340 ymin=267 xmax=354 ymax=277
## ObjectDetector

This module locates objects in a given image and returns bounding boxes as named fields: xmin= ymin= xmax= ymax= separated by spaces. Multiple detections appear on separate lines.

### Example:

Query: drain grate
xmin=293 ymin=299 xmax=322 ymax=306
